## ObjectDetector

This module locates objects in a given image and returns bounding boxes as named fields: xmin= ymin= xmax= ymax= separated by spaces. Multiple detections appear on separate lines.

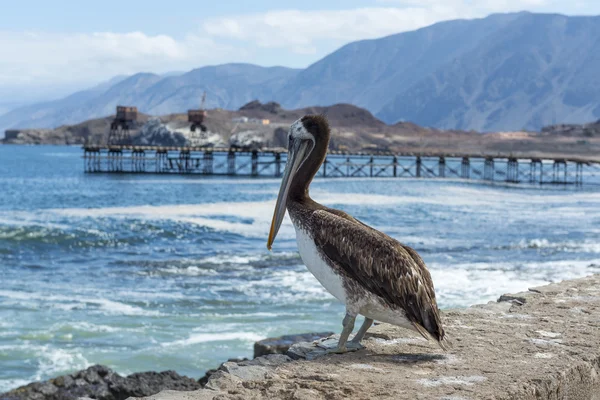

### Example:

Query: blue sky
xmin=1 ymin=0 xmax=600 ymax=109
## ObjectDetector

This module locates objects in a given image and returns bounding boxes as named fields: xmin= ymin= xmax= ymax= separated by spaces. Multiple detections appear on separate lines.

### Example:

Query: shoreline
xmin=3 ymin=274 xmax=600 ymax=399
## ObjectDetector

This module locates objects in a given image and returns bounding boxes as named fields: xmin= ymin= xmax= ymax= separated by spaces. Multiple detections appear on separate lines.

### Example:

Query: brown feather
xmin=306 ymin=207 xmax=447 ymax=347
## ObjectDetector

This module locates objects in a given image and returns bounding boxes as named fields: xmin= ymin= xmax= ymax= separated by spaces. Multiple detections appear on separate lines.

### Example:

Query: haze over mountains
xmin=1 ymin=11 xmax=599 ymax=134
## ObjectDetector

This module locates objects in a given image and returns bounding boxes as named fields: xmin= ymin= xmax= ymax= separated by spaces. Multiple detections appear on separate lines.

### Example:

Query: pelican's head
xmin=267 ymin=115 xmax=330 ymax=250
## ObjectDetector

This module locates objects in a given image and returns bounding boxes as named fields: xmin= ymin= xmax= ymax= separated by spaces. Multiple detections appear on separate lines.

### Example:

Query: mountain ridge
xmin=2 ymin=12 xmax=599 ymax=134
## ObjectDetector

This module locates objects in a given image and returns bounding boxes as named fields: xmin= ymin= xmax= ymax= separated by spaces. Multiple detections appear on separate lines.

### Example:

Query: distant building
xmin=232 ymin=116 xmax=249 ymax=123
xmin=247 ymin=118 xmax=270 ymax=125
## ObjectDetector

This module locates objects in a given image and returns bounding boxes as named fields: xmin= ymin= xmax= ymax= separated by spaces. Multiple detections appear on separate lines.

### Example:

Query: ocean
xmin=1 ymin=145 xmax=599 ymax=392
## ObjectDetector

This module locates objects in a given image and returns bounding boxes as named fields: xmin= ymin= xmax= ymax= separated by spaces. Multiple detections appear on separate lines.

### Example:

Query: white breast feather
xmin=293 ymin=224 xmax=347 ymax=303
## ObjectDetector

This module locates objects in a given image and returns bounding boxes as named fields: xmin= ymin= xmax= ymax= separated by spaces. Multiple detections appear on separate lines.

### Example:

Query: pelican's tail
xmin=412 ymin=321 xmax=452 ymax=351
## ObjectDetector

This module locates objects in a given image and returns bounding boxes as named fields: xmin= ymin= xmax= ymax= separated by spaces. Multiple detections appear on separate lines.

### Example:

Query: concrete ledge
xmin=132 ymin=274 xmax=600 ymax=400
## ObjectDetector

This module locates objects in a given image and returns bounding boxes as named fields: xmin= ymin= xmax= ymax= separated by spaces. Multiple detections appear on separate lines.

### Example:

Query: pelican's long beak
xmin=267 ymin=138 xmax=312 ymax=250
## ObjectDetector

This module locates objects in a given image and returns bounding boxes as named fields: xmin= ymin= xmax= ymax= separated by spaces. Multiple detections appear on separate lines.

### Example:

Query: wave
xmin=0 ymin=290 xmax=160 ymax=317
xmin=429 ymin=259 xmax=600 ymax=309
xmin=513 ymin=238 xmax=600 ymax=253
xmin=161 ymin=331 xmax=264 ymax=347
xmin=0 ymin=379 xmax=31 ymax=394
xmin=0 ymin=343 xmax=90 ymax=391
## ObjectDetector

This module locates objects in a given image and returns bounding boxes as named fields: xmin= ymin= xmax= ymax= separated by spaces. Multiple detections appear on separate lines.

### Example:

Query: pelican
xmin=267 ymin=115 xmax=448 ymax=353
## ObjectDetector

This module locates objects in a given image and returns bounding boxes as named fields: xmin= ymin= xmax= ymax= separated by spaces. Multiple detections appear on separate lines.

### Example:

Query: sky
xmin=1 ymin=0 xmax=600 ymax=107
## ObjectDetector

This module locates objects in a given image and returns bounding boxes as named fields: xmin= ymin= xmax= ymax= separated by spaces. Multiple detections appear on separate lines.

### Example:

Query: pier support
xmin=227 ymin=151 xmax=236 ymax=175
xmin=438 ymin=157 xmax=445 ymax=178
xmin=483 ymin=158 xmax=494 ymax=181
xmin=416 ymin=156 xmax=422 ymax=178
xmin=203 ymin=151 xmax=213 ymax=174
xmin=251 ymin=151 xmax=259 ymax=176
xmin=506 ymin=158 xmax=519 ymax=183
xmin=461 ymin=157 xmax=470 ymax=179
xmin=576 ymin=162 xmax=584 ymax=186
xmin=275 ymin=153 xmax=282 ymax=177
xmin=553 ymin=160 xmax=567 ymax=184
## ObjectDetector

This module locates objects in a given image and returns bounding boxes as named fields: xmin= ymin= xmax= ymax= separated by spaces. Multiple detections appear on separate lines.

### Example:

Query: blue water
xmin=1 ymin=145 xmax=599 ymax=392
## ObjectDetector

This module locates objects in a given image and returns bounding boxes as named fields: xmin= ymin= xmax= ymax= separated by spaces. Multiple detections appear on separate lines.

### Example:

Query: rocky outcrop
xmin=135 ymin=274 xmax=600 ymax=400
xmin=132 ymin=119 xmax=187 ymax=147
xmin=254 ymin=332 xmax=333 ymax=358
xmin=228 ymin=130 xmax=264 ymax=150
xmin=0 ymin=331 xmax=334 ymax=400
xmin=239 ymin=101 xmax=282 ymax=114
xmin=542 ymin=120 xmax=600 ymax=137
xmin=0 ymin=365 xmax=201 ymax=400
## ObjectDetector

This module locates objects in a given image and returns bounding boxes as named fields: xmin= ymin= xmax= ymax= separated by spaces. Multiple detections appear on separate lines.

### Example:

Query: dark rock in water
xmin=0 ymin=365 xmax=201 ymax=400
xmin=253 ymin=331 xmax=334 ymax=358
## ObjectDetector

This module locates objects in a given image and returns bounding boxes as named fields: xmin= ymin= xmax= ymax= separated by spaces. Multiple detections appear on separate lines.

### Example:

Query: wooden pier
xmin=83 ymin=145 xmax=600 ymax=186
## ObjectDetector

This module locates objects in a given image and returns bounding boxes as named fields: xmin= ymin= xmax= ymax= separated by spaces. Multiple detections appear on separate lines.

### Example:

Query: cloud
xmin=202 ymin=7 xmax=464 ymax=53
xmin=1 ymin=1 xmax=600 ymax=93
xmin=0 ymin=31 xmax=233 ymax=87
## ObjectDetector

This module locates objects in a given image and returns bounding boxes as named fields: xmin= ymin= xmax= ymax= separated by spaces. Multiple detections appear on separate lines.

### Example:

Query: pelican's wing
xmin=311 ymin=208 xmax=446 ymax=345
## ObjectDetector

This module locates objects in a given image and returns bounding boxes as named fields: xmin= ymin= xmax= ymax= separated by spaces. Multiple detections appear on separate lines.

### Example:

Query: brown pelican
xmin=267 ymin=115 xmax=448 ymax=353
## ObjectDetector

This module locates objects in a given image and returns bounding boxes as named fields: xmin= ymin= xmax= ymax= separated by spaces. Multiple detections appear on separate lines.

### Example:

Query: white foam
xmin=34 ymin=346 xmax=90 ymax=381
xmin=0 ymin=379 xmax=31 ymax=394
xmin=430 ymin=259 xmax=600 ymax=308
xmin=516 ymin=238 xmax=600 ymax=253
xmin=162 ymin=331 xmax=264 ymax=347
xmin=0 ymin=290 xmax=160 ymax=317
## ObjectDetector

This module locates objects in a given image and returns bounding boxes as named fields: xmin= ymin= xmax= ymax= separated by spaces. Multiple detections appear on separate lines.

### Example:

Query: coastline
xmin=3 ymin=274 xmax=600 ymax=400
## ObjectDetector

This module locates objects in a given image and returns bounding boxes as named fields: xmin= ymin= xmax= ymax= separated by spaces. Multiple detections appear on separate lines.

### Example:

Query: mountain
xmin=2 ymin=12 xmax=600 ymax=133
xmin=276 ymin=12 xmax=600 ymax=131
xmin=0 ymin=64 xmax=299 ymax=133
xmin=376 ymin=12 xmax=600 ymax=131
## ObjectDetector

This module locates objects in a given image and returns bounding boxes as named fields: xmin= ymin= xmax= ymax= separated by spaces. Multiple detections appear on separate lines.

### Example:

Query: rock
xmin=541 ymin=120 xmax=600 ymax=137
xmin=133 ymin=119 xmax=188 ymax=147
xmin=229 ymin=130 xmax=264 ymax=150
xmin=239 ymin=101 xmax=282 ymax=114
xmin=254 ymin=332 xmax=334 ymax=358
xmin=185 ymin=129 xmax=225 ymax=148
xmin=286 ymin=341 xmax=329 ymax=361
xmin=197 ymin=357 xmax=248 ymax=386
xmin=0 ymin=365 xmax=201 ymax=400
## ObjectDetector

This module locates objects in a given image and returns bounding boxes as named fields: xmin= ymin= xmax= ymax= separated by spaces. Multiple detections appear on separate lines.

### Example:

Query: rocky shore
xmin=140 ymin=274 xmax=600 ymax=400
xmin=2 ymin=275 xmax=599 ymax=400
xmin=0 ymin=333 xmax=333 ymax=400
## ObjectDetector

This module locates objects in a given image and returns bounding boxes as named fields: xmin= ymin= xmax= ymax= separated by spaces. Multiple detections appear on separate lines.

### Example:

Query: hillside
xmin=4 ymin=102 xmax=600 ymax=162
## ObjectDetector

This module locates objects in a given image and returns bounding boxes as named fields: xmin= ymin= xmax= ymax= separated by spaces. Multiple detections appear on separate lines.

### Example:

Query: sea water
xmin=0 ymin=145 xmax=599 ymax=391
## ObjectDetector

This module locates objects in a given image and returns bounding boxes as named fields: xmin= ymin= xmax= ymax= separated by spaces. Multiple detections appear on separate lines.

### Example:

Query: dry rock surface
xmin=135 ymin=274 xmax=600 ymax=400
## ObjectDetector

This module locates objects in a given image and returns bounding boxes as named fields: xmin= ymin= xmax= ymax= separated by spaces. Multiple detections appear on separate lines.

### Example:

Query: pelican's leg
xmin=327 ymin=311 xmax=356 ymax=354
xmin=350 ymin=317 xmax=374 ymax=344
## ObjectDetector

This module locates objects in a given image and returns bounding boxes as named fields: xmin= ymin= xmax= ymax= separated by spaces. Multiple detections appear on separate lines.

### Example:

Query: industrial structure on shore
xmin=83 ymin=106 xmax=600 ymax=186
